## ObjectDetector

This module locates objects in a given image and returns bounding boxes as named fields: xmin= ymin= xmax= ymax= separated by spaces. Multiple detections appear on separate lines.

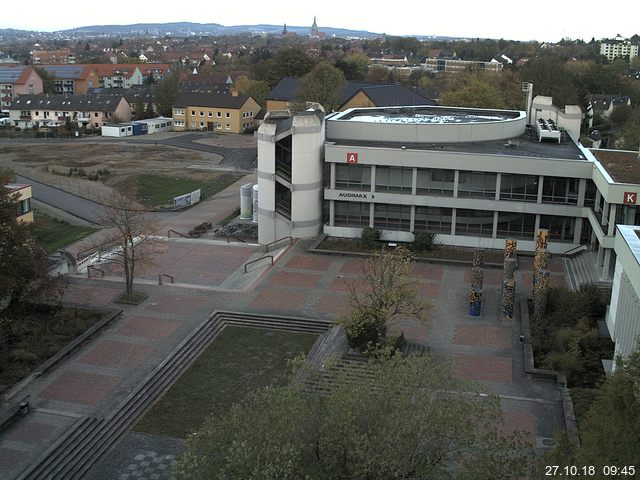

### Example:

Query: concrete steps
xmin=566 ymin=252 xmax=612 ymax=294
xmin=15 ymin=311 xmax=330 ymax=480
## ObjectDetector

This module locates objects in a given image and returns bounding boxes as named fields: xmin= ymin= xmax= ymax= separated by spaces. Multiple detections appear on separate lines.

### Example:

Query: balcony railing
xmin=20 ymin=115 xmax=32 ymax=120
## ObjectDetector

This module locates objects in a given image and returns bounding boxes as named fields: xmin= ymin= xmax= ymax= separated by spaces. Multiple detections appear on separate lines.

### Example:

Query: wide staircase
xmin=15 ymin=312 xmax=330 ymax=480
xmin=564 ymin=250 xmax=612 ymax=294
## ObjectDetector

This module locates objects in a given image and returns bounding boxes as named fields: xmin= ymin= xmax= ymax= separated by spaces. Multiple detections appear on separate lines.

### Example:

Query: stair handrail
xmin=167 ymin=229 xmax=188 ymax=238
xmin=244 ymin=255 xmax=274 ymax=273
xmin=264 ymin=236 xmax=292 ymax=253
xmin=563 ymin=244 xmax=587 ymax=258
xmin=87 ymin=266 xmax=105 ymax=278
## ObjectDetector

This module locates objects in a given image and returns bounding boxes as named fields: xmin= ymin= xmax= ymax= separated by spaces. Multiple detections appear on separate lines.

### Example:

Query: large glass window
xmin=416 ymin=168 xmax=454 ymax=196
xmin=496 ymin=212 xmax=536 ymax=239
xmin=334 ymin=201 xmax=370 ymax=227
xmin=455 ymin=209 xmax=494 ymax=237
xmin=373 ymin=203 xmax=411 ymax=231
xmin=542 ymin=177 xmax=578 ymax=205
xmin=499 ymin=174 xmax=538 ymax=202
xmin=335 ymin=164 xmax=372 ymax=191
xmin=375 ymin=167 xmax=413 ymax=193
xmin=457 ymin=171 xmax=497 ymax=199
xmin=539 ymin=215 xmax=575 ymax=243
xmin=414 ymin=206 xmax=452 ymax=233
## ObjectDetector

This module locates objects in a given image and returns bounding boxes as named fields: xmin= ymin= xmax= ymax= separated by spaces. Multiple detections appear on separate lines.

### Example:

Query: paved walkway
xmin=0 ymin=196 xmax=570 ymax=480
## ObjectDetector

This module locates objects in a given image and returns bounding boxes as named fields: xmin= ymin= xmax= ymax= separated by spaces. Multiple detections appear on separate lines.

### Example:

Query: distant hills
xmin=0 ymin=22 xmax=451 ymax=40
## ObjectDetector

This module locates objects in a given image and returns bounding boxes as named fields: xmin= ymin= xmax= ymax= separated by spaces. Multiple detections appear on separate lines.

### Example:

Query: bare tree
xmin=336 ymin=246 xmax=430 ymax=354
xmin=98 ymin=186 xmax=158 ymax=301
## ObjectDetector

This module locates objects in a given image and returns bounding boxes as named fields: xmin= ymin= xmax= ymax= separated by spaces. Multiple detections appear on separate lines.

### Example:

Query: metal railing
xmin=244 ymin=255 xmax=273 ymax=273
xmin=563 ymin=244 xmax=587 ymax=258
xmin=264 ymin=236 xmax=292 ymax=253
xmin=159 ymin=274 xmax=175 ymax=285
xmin=167 ymin=229 xmax=188 ymax=238
xmin=87 ymin=266 xmax=105 ymax=278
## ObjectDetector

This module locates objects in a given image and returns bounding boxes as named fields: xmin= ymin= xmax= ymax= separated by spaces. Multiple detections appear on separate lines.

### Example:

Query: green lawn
xmin=120 ymin=172 xmax=241 ymax=208
xmin=133 ymin=326 xmax=318 ymax=439
xmin=32 ymin=210 xmax=98 ymax=253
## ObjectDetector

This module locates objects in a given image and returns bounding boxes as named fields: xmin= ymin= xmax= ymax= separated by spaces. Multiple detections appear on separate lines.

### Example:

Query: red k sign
xmin=623 ymin=192 xmax=637 ymax=205
xmin=346 ymin=152 xmax=358 ymax=164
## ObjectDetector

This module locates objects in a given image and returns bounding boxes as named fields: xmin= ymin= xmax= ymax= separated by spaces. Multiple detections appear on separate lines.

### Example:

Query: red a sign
xmin=346 ymin=152 xmax=358 ymax=164
xmin=623 ymin=192 xmax=637 ymax=205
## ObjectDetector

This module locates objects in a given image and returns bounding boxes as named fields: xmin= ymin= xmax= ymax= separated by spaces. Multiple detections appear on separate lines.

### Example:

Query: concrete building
xmin=257 ymin=103 xmax=640 ymax=292
xmin=0 ymin=66 xmax=43 ymax=112
xmin=257 ymin=106 xmax=326 ymax=244
xmin=607 ymin=225 xmax=640 ymax=365
xmin=600 ymin=36 xmax=639 ymax=62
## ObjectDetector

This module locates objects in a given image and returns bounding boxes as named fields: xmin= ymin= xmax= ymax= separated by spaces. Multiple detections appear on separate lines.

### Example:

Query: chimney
xmin=231 ymin=90 xmax=239 ymax=97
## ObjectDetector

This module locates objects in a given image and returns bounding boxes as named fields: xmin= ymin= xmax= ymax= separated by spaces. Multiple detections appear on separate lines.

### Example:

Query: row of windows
xmin=333 ymin=201 xmax=577 ymax=242
xmin=176 ymin=110 xmax=255 ymax=118
xmin=334 ymin=165 xmax=582 ymax=205
xmin=189 ymin=121 xmax=231 ymax=130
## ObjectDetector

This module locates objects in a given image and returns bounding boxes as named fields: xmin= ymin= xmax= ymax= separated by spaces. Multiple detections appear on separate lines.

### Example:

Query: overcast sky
xmin=1 ymin=0 xmax=637 ymax=42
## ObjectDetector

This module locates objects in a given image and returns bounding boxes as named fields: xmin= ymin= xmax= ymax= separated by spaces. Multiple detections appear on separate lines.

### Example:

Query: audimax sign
xmin=338 ymin=192 xmax=370 ymax=199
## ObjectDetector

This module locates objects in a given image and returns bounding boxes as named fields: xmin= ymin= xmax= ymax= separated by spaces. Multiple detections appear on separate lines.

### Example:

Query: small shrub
xmin=360 ymin=226 xmax=381 ymax=250
xmin=412 ymin=231 xmax=436 ymax=252
xmin=10 ymin=348 xmax=38 ymax=363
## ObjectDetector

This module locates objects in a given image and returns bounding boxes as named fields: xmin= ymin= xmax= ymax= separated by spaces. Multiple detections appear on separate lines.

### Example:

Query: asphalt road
xmin=17 ymin=175 xmax=176 ymax=225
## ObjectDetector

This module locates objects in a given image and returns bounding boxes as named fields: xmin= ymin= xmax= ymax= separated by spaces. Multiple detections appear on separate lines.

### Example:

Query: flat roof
xmin=332 ymin=105 xmax=521 ymax=124
xmin=590 ymin=149 xmax=640 ymax=184
xmin=328 ymin=130 xmax=587 ymax=161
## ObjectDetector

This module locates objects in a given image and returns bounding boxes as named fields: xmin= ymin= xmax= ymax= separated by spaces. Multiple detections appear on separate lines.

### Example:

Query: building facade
xmin=172 ymin=92 xmax=259 ymax=133
xmin=607 ymin=225 xmax=640 ymax=365
xmin=38 ymin=65 xmax=99 ymax=95
xmin=0 ymin=66 xmax=43 ymax=112
xmin=600 ymin=37 xmax=639 ymax=62
xmin=257 ymin=105 xmax=640 ymax=288
xmin=5 ymin=184 xmax=33 ymax=223
xmin=8 ymin=94 xmax=131 ymax=129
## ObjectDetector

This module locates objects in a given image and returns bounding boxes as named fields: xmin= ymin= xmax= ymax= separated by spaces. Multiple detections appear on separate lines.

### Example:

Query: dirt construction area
xmin=0 ymin=141 xmax=237 ymax=206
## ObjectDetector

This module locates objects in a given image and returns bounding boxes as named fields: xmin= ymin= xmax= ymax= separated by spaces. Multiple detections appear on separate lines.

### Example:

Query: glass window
xmin=414 ymin=206 xmax=452 ymax=233
xmin=373 ymin=203 xmax=411 ymax=231
xmin=335 ymin=164 xmax=371 ymax=191
xmin=496 ymin=212 xmax=536 ymax=239
xmin=584 ymin=180 xmax=597 ymax=208
xmin=334 ymin=201 xmax=370 ymax=227
xmin=500 ymin=174 xmax=538 ymax=202
xmin=539 ymin=215 xmax=575 ymax=243
xmin=458 ymin=171 xmax=497 ymax=198
xmin=455 ymin=209 xmax=494 ymax=237
xmin=375 ymin=167 xmax=413 ymax=193
xmin=416 ymin=168 xmax=454 ymax=196
xmin=542 ymin=177 xmax=578 ymax=205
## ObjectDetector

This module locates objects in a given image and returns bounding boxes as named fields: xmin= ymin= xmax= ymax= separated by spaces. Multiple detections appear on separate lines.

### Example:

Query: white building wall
xmin=257 ymin=122 xmax=277 ymax=244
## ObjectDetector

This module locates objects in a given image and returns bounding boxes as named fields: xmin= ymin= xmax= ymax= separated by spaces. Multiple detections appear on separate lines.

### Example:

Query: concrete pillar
xmin=534 ymin=214 xmax=541 ymax=235
xmin=410 ymin=205 xmax=416 ymax=232
xmin=369 ymin=201 xmax=375 ymax=227
xmin=370 ymin=165 xmax=376 ymax=193
xmin=492 ymin=211 xmax=498 ymax=238
xmin=537 ymin=175 xmax=544 ymax=203
xmin=574 ymin=217 xmax=583 ymax=244
xmin=451 ymin=208 xmax=457 ymax=236
xmin=597 ymin=244 xmax=605 ymax=270
xmin=608 ymin=204 xmax=617 ymax=236
xmin=411 ymin=167 xmax=417 ymax=196
xmin=577 ymin=178 xmax=586 ymax=207
xmin=602 ymin=248 xmax=612 ymax=281
xmin=453 ymin=170 xmax=460 ymax=198
xmin=502 ymin=280 xmax=516 ymax=319
xmin=495 ymin=173 xmax=502 ymax=201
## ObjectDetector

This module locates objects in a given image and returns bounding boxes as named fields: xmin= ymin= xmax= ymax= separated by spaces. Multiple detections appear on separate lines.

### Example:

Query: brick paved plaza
xmin=0 ymin=228 xmax=570 ymax=479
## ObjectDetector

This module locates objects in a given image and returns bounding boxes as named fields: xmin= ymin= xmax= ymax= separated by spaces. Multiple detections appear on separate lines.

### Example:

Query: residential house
xmin=0 ymin=66 xmax=43 ymax=112
xmin=8 ymin=94 xmax=131 ymax=129
xmin=264 ymin=77 xmax=435 ymax=113
xmin=5 ymin=183 xmax=33 ymax=223
xmin=138 ymin=64 xmax=170 ymax=82
xmin=89 ymin=64 xmax=144 ymax=88
xmin=587 ymin=94 xmax=632 ymax=127
xmin=370 ymin=54 xmax=409 ymax=67
xmin=37 ymin=65 xmax=99 ymax=94
xmin=172 ymin=92 xmax=260 ymax=133
xmin=30 ymin=48 xmax=75 ymax=64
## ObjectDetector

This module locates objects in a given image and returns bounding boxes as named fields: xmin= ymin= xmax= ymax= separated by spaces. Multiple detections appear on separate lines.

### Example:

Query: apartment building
xmin=600 ymin=36 xmax=639 ymax=62
xmin=0 ymin=66 xmax=43 ymax=112
xmin=172 ymin=92 xmax=260 ymax=133
xmin=37 ymin=65 xmax=99 ymax=95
